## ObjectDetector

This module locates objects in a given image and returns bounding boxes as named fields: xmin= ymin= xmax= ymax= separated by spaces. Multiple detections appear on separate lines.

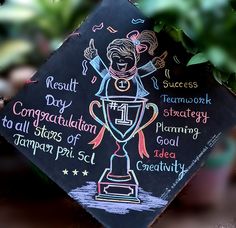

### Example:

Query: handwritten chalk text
xmin=13 ymin=101 xmax=97 ymax=134
xmin=46 ymin=76 xmax=79 ymax=93
xmin=160 ymin=93 xmax=212 ymax=105
xmin=34 ymin=125 xmax=62 ymax=142
xmin=45 ymin=94 xmax=72 ymax=114
xmin=156 ymin=122 xmax=201 ymax=140
xmin=136 ymin=160 xmax=187 ymax=181
xmin=14 ymin=133 xmax=53 ymax=156
xmin=163 ymin=107 xmax=210 ymax=124
xmin=163 ymin=80 xmax=198 ymax=89
xmin=156 ymin=135 xmax=179 ymax=147
xmin=154 ymin=149 xmax=176 ymax=159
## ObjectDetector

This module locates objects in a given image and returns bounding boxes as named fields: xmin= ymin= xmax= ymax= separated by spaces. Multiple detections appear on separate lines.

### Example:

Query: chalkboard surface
xmin=0 ymin=0 xmax=235 ymax=227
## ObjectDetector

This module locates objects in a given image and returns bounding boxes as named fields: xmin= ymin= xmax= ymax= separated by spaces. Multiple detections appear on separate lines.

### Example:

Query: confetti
xmin=173 ymin=55 xmax=181 ymax=64
xmin=165 ymin=69 xmax=171 ymax=79
xmin=91 ymin=76 xmax=97 ymax=84
xmin=25 ymin=79 xmax=38 ymax=85
xmin=132 ymin=18 xmax=145 ymax=24
xmin=82 ymin=60 xmax=88 ymax=76
xmin=92 ymin=22 xmax=104 ymax=32
xmin=107 ymin=26 xmax=118 ymax=33
xmin=151 ymin=76 xmax=159 ymax=90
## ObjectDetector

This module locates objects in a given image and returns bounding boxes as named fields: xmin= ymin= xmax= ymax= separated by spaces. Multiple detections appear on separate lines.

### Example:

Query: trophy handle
xmin=136 ymin=103 xmax=159 ymax=133
xmin=89 ymin=100 xmax=107 ymax=127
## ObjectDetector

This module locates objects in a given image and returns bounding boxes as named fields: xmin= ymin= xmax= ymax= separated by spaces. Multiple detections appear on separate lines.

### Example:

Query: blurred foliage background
xmin=0 ymin=0 xmax=98 ymax=75
xmin=0 ymin=0 xmax=236 ymax=93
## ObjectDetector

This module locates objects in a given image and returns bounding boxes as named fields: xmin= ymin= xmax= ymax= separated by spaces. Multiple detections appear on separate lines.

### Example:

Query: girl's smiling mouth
xmin=117 ymin=63 xmax=128 ymax=72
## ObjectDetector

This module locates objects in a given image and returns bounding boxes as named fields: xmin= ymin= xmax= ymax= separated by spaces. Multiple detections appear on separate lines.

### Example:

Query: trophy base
xmin=96 ymin=168 xmax=140 ymax=204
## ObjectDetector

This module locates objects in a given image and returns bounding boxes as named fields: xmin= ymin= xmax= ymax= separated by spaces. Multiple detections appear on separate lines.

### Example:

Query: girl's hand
xmin=84 ymin=39 xmax=98 ymax=60
xmin=152 ymin=51 xmax=168 ymax=69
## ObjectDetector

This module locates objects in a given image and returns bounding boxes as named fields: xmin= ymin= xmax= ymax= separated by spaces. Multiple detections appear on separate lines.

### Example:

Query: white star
xmin=62 ymin=169 xmax=68 ymax=175
xmin=82 ymin=170 xmax=89 ymax=176
xmin=72 ymin=169 xmax=79 ymax=176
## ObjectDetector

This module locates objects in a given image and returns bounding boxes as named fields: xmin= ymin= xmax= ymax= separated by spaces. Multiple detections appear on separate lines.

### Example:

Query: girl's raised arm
xmin=139 ymin=51 xmax=168 ymax=78
xmin=84 ymin=39 xmax=108 ymax=79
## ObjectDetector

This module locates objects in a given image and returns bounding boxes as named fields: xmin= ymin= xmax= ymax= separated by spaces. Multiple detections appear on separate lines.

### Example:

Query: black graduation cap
xmin=0 ymin=0 xmax=235 ymax=227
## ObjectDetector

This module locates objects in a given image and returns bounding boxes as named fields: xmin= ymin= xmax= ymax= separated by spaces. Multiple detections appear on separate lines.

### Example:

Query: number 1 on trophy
xmin=115 ymin=104 xmax=133 ymax=126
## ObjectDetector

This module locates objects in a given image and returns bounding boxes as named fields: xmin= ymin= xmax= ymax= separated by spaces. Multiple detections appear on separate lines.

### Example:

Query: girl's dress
xmin=90 ymin=56 xmax=157 ymax=98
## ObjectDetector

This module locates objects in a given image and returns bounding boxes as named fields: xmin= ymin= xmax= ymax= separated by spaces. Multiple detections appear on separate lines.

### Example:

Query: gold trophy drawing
xmin=89 ymin=96 xmax=158 ymax=203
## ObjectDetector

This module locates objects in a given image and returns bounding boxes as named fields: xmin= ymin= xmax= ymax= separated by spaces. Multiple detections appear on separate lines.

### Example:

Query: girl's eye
xmin=112 ymin=55 xmax=120 ymax=59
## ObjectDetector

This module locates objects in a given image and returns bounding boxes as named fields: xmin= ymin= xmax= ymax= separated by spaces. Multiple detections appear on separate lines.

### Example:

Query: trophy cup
xmin=89 ymin=96 xmax=158 ymax=203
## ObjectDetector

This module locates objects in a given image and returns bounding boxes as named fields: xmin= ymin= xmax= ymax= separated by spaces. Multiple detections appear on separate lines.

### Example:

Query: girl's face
xmin=110 ymin=51 xmax=136 ymax=73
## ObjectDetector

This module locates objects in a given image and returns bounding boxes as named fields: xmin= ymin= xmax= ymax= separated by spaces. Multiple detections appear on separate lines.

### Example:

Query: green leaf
xmin=154 ymin=22 xmax=164 ymax=33
xmin=207 ymin=47 xmax=236 ymax=73
xmin=220 ymin=72 xmax=231 ymax=82
xmin=187 ymin=52 xmax=208 ymax=66
xmin=0 ymin=5 xmax=37 ymax=23
xmin=0 ymin=40 xmax=33 ymax=71
xmin=200 ymin=0 xmax=229 ymax=11
xmin=139 ymin=0 xmax=189 ymax=16
xmin=180 ymin=32 xmax=198 ymax=54
xmin=164 ymin=26 xmax=183 ymax=42
xmin=206 ymin=47 xmax=227 ymax=67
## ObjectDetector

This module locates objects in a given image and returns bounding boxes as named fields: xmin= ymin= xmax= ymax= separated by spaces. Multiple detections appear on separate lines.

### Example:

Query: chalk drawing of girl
xmin=84 ymin=30 xmax=167 ymax=98
xmin=85 ymin=30 xmax=167 ymax=159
